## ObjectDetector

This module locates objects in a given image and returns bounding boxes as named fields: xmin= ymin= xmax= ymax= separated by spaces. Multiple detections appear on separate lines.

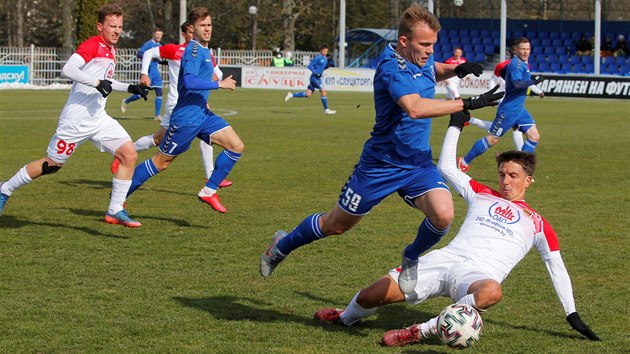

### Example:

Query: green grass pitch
xmin=0 ymin=88 xmax=628 ymax=352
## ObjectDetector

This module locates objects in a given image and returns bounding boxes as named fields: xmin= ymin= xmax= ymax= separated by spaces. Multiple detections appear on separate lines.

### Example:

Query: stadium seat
xmin=480 ymin=30 xmax=490 ymax=38
xmin=463 ymin=44 xmax=473 ymax=53
xmin=560 ymin=32 xmax=571 ymax=40
xmin=530 ymin=38 xmax=540 ymax=47
xmin=482 ymin=37 xmax=493 ymax=46
xmin=561 ymin=63 xmax=573 ymax=74
xmin=534 ymin=53 xmax=547 ymax=63
xmin=550 ymin=31 xmax=561 ymax=40
xmin=473 ymin=52 xmax=486 ymax=63
xmin=558 ymin=55 xmax=570 ymax=64
xmin=549 ymin=62 xmax=562 ymax=73
xmin=469 ymin=30 xmax=480 ymax=38
xmin=571 ymin=32 xmax=582 ymax=41
xmin=458 ymin=29 xmax=471 ymax=38
xmin=538 ymin=31 xmax=550 ymax=39
xmin=544 ymin=47 xmax=555 ymax=56
xmin=555 ymin=47 xmax=566 ymax=55
xmin=618 ymin=64 xmax=630 ymax=75
xmin=471 ymin=37 xmax=482 ymax=45
xmin=552 ymin=39 xmax=563 ymax=47
xmin=580 ymin=55 xmax=593 ymax=64
xmin=615 ymin=56 xmax=627 ymax=65
xmin=532 ymin=46 xmax=544 ymax=55
xmin=526 ymin=31 xmax=537 ymax=40
xmin=603 ymin=64 xmax=617 ymax=74
xmin=483 ymin=45 xmax=495 ymax=55
xmin=584 ymin=63 xmax=594 ymax=73
xmin=513 ymin=31 xmax=524 ymax=39
xmin=537 ymin=62 xmax=550 ymax=72
xmin=541 ymin=39 xmax=552 ymax=47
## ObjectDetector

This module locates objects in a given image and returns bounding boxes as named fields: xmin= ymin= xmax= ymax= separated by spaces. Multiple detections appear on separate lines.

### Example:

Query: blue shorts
xmin=489 ymin=109 xmax=535 ymax=137
xmin=308 ymin=75 xmax=324 ymax=91
xmin=159 ymin=114 xmax=229 ymax=156
xmin=337 ymin=163 xmax=450 ymax=216
xmin=149 ymin=71 xmax=163 ymax=88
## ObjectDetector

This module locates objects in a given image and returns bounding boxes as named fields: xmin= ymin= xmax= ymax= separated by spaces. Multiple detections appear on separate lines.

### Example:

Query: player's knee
xmin=356 ymin=289 xmax=377 ymax=308
xmin=231 ymin=140 xmax=245 ymax=154
xmin=305 ymin=91 xmax=312 ymax=97
xmin=486 ymin=135 xmax=500 ymax=145
xmin=430 ymin=207 xmax=454 ymax=229
xmin=41 ymin=161 xmax=62 ymax=175
xmin=475 ymin=282 xmax=502 ymax=309
xmin=118 ymin=149 xmax=138 ymax=166
xmin=527 ymin=131 xmax=540 ymax=142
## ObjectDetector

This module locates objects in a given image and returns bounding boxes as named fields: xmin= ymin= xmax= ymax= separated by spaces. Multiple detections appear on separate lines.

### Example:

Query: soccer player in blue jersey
xmin=126 ymin=7 xmax=242 ymax=214
xmin=458 ymin=37 xmax=544 ymax=172
xmin=284 ymin=45 xmax=337 ymax=115
xmin=121 ymin=28 xmax=164 ymax=121
xmin=260 ymin=4 xmax=503 ymax=296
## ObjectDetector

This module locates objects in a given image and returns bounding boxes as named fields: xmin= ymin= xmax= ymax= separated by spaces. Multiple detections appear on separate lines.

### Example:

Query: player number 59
xmin=341 ymin=187 xmax=362 ymax=212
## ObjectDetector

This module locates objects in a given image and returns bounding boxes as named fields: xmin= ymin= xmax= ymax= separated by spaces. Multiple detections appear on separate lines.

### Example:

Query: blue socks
xmin=403 ymin=218 xmax=449 ymax=260
xmin=205 ymin=150 xmax=241 ymax=190
xmin=293 ymin=92 xmax=306 ymax=98
xmin=277 ymin=213 xmax=325 ymax=256
xmin=128 ymin=159 xmax=159 ymax=197
xmin=522 ymin=139 xmax=538 ymax=153
xmin=464 ymin=136 xmax=491 ymax=165
xmin=154 ymin=95 xmax=163 ymax=117
xmin=321 ymin=96 xmax=329 ymax=109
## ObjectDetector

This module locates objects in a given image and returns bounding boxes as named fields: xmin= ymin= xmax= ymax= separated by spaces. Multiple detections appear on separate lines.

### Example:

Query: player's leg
xmin=121 ymin=94 xmax=142 ymax=112
xmin=512 ymin=125 xmax=524 ymax=151
xmin=199 ymin=140 xmax=232 ymax=187
xmin=460 ymin=111 xmax=511 ymax=171
xmin=519 ymin=111 xmax=539 ymax=153
xmin=399 ymin=173 xmax=453 ymax=294
xmin=468 ymin=116 xmax=492 ymax=130
xmin=153 ymin=86 xmax=163 ymax=121
xmin=320 ymin=89 xmax=336 ymax=115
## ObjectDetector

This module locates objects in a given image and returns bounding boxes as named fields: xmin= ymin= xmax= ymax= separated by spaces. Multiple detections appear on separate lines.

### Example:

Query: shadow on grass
xmin=485 ymin=318 xmax=584 ymax=340
xmin=68 ymin=208 xmax=200 ymax=228
xmin=58 ymin=179 xmax=112 ymax=190
xmin=0 ymin=214 xmax=129 ymax=239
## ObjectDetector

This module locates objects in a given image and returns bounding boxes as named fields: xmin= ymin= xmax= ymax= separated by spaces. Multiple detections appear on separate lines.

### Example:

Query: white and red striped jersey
xmin=60 ymin=36 xmax=117 ymax=123
xmin=444 ymin=56 xmax=467 ymax=66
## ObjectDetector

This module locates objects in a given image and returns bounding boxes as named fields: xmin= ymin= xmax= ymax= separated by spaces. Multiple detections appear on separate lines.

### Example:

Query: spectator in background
xmin=272 ymin=50 xmax=285 ymax=67
xmin=443 ymin=47 xmax=466 ymax=100
xmin=121 ymin=28 xmax=164 ymax=121
xmin=614 ymin=35 xmax=629 ymax=58
xmin=325 ymin=53 xmax=335 ymax=69
xmin=601 ymin=36 xmax=614 ymax=57
xmin=575 ymin=35 xmax=592 ymax=56
xmin=284 ymin=51 xmax=294 ymax=66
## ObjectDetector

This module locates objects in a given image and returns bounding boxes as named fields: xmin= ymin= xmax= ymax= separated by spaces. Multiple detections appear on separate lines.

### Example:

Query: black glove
xmin=462 ymin=85 xmax=505 ymax=110
xmin=454 ymin=62 xmax=483 ymax=78
xmin=566 ymin=312 xmax=600 ymax=341
xmin=532 ymin=74 xmax=544 ymax=85
xmin=95 ymin=80 xmax=113 ymax=98
xmin=128 ymin=84 xmax=152 ymax=101
xmin=449 ymin=110 xmax=471 ymax=131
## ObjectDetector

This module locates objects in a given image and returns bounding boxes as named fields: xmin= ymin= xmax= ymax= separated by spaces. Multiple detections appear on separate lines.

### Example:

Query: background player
xmin=468 ymin=42 xmax=544 ymax=151
xmin=121 ymin=28 xmax=164 ymax=121
xmin=0 ymin=4 xmax=150 ymax=227
xmin=459 ymin=37 xmax=543 ymax=172
xmin=112 ymin=22 xmax=232 ymax=188
xmin=443 ymin=47 xmax=466 ymax=100
xmin=126 ymin=7 xmax=241 ymax=214
xmin=313 ymin=111 xmax=599 ymax=347
xmin=260 ymin=4 xmax=501 ymax=297
xmin=284 ymin=45 xmax=336 ymax=115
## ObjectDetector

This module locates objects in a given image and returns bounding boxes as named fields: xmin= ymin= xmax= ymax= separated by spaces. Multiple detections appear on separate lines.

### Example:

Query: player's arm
xmin=434 ymin=62 xmax=457 ymax=81
xmin=437 ymin=112 xmax=476 ymax=200
xmin=140 ymin=46 xmax=163 ymax=86
xmin=529 ymin=83 xmax=544 ymax=98
xmin=536 ymin=227 xmax=600 ymax=341
xmin=437 ymin=61 xmax=483 ymax=81
xmin=62 ymin=53 xmax=100 ymax=87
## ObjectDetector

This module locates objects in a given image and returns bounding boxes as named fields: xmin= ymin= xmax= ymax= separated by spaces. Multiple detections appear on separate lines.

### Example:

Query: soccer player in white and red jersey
xmin=111 ymin=22 xmax=232 ymax=188
xmin=313 ymin=112 xmax=599 ymax=347
xmin=443 ymin=47 xmax=466 ymax=99
xmin=0 ymin=4 xmax=150 ymax=226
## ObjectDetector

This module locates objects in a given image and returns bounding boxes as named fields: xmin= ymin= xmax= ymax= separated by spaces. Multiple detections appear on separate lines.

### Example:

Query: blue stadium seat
xmin=458 ymin=29 xmax=471 ymax=38
xmin=544 ymin=47 xmax=555 ymax=56
xmin=541 ymin=39 xmax=552 ymax=47
xmin=480 ymin=30 xmax=490 ymax=38
xmin=571 ymin=32 xmax=582 ymax=41
xmin=512 ymin=31 xmax=524 ymax=39
xmin=463 ymin=44 xmax=474 ymax=53
xmin=537 ymin=62 xmax=550 ymax=72
xmin=561 ymin=63 xmax=573 ymax=73
xmin=615 ymin=56 xmax=627 ymax=65
xmin=445 ymin=29 xmax=457 ymax=38
xmin=552 ymin=39 xmax=563 ymax=47
xmin=526 ymin=31 xmax=537 ymax=40
xmin=491 ymin=30 xmax=499 ymax=38
xmin=620 ymin=64 xmax=630 ymax=75
xmin=473 ymin=52 xmax=486 ymax=63
xmin=603 ymin=64 xmax=617 ymax=74
xmin=534 ymin=53 xmax=547 ymax=63
xmin=538 ymin=31 xmax=550 ymax=39
xmin=483 ymin=44 xmax=494 ymax=55
xmin=472 ymin=44 xmax=484 ymax=53
xmin=530 ymin=38 xmax=540 ymax=47
xmin=580 ymin=55 xmax=593 ymax=64
xmin=549 ymin=31 xmax=561 ymax=40
xmin=560 ymin=32 xmax=571 ymax=40
xmin=482 ymin=37 xmax=493 ymax=46
xmin=471 ymin=37 xmax=482 ymax=45
xmin=584 ymin=63 xmax=594 ymax=73
xmin=550 ymin=62 xmax=562 ymax=73
xmin=555 ymin=47 xmax=566 ymax=55
xmin=558 ymin=54 xmax=570 ymax=64
xmin=568 ymin=55 xmax=579 ymax=63
xmin=532 ymin=46 xmax=544 ymax=55
xmin=469 ymin=30 xmax=480 ymax=38
xmin=601 ymin=56 xmax=613 ymax=64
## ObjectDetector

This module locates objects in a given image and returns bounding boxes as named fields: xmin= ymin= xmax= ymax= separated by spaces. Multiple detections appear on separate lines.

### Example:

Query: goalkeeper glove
xmin=128 ymin=84 xmax=152 ymax=101
xmin=532 ymin=74 xmax=544 ymax=85
xmin=566 ymin=312 xmax=600 ymax=341
xmin=462 ymin=85 xmax=505 ymax=110
xmin=455 ymin=62 xmax=484 ymax=78
xmin=95 ymin=80 xmax=113 ymax=98
xmin=449 ymin=110 xmax=471 ymax=131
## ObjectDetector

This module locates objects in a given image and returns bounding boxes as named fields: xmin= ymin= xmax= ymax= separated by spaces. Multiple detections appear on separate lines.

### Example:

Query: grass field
xmin=0 ymin=88 xmax=629 ymax=353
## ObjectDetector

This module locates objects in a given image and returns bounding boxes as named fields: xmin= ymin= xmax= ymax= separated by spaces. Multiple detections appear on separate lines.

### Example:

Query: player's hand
xmin=139 ymin=74 xmax=151 ymax=87
xmin=449 ymin=110 xmax=471 ymax=131
xmin=566 ymin=312 xmax=600 ymax=341
xmin=219 ymin=75 xmax=236 ymax=90
xmin=95 ymin=80 xmax=113 ymax=98
xmin=532 ymin=74 xmax=544 ymax=85
xmin=539 ymin=92 xmax=545 ymax=99
xmin=455 ymin=62 xmax=484 ymax=78
xmin=128 ymin=84 xmax=152 ymax=101
xmin=462 ymin=85 xmax=505 ymax=110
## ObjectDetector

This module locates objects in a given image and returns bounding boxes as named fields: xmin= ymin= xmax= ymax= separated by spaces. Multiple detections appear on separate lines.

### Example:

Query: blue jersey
xmin=499 ymin=56 xmax=534 ymax=114
xmin=138 ymin=39 xmax=162 ymax=85
xmin=308 ymin=54 xmax=327 ymax=77
xmin=360 ymin=43 xmax=436 ymax=169
xmin=170 ymin=40 xmax=215 ymax=126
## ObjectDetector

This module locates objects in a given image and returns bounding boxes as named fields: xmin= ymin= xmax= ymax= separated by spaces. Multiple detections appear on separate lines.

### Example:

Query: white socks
xmin=200 ymin=186 xmax=217 ymax=196
xmin=108 ymin=178 xmax=131 ymax=214
xmin=419 ymin=316 xmax=439 ymax=338
xmin=134 ymin=135 xmax=156 ymax=152
xmin=199 ymin=140 xmax=214 ymax=180
xmin=339 ymin=292 xmax=377 ymax=326
xmin=512 ymin=130 xmax=524 ymax=151
xmin=1 ymin=166 xmax=32 ymax=196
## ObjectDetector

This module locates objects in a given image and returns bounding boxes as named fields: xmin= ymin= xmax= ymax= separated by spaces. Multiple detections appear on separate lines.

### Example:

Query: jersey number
xmin=56 ymin=139 xmax=76 ymax=156
xmin=341 ymin=188 xmax=362 ymax=212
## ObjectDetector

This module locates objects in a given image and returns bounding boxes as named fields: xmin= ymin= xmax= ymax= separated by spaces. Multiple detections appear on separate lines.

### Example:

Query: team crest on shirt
xmin=105 ymin=63 xmax=114 ymax=79
xmin=488 ymin=202 xmax=521 ymax=224
xmin=429 ymin=65 xmax=436 ymax=81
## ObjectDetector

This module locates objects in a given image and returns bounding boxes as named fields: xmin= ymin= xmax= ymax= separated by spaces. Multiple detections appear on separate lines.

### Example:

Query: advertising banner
xmin=536 ymin=74 xmax=630 ymax=99
xmin=0 ymin=65 xmax=29 ymax=84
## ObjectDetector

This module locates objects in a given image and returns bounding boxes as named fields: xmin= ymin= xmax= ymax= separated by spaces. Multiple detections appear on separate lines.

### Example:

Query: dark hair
xmin=188 ymin=7 xmax=211 ymax=25
xmin=153 ymin=28 xmax=163 ymax=33
xmin=320 ymin=45 xmax=329 ymax=50
xmin=398 ymin=3 xmax=441 ymax=38
xmin=98 ymin=4 xmax=123 ymax=24
xmin=180 ymin=22 xmax=191 ymax=33
xmin=514 ymin=37 xmax=530 ymax=46
xmin=496 ymin=151 xmax=536 ymax=177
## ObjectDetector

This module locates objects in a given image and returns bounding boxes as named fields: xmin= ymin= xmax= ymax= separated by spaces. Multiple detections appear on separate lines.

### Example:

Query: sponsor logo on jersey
xmin=488 ymin=202 xmax=520 ymax=224
xmin=106 ymin=63 xmax=114 ymax=79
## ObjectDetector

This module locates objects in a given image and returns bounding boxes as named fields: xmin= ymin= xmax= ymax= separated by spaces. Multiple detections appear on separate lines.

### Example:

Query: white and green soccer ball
xmin=437 ymin=304 xmax=483 ymax=349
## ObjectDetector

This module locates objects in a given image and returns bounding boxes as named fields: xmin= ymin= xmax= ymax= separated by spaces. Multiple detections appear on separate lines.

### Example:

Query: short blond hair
xmin=397 ymin=4 xmax=441 ymax=38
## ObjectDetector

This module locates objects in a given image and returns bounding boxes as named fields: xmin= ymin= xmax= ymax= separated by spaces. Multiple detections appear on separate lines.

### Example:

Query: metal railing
xmin=0 ymin=45 xmax=320 ymax=86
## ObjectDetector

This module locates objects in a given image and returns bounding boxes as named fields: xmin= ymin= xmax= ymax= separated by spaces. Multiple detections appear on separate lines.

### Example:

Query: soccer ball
xmin=453 ymin=0 xmax=464 ymax=6
xmin=437 ymin=304 xmax=483 ymax=349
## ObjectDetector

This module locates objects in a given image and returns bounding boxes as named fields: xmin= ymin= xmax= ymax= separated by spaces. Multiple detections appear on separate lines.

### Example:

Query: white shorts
xmin=46 ymin=116 xmax=131 ymax=163
xmin=388 ymin=249 xmax=494 ymax=305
